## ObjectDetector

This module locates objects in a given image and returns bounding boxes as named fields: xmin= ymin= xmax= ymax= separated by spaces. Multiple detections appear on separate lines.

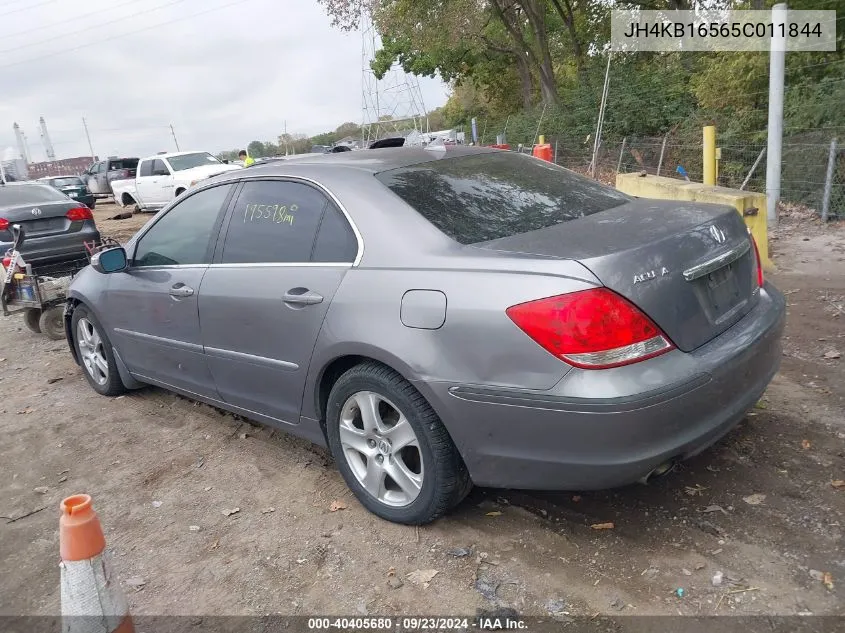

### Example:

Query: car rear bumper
xmin=417 ymin=284 xmax=786 ymax=490
xmin=2 ymin=226 xmax=100 ymax=270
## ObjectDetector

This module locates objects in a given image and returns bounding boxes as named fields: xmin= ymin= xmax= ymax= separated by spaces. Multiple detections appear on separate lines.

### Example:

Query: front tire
xmin=325 ymin=362 xmax=471 ymax=524
xmin=71 ymin=305 xmax=125 ymax=396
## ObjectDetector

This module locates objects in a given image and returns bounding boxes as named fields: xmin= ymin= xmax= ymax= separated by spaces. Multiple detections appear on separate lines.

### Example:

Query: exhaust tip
xmin=638 ymin=459 xmax=677 ymax=485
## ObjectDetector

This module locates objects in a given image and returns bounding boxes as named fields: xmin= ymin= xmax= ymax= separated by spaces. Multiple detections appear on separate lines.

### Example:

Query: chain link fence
xmin=507 ymin=133 xmax=844 ymax=221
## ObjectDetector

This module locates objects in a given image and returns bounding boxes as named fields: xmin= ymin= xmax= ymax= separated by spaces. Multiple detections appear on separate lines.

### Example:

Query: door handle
xmin=169 ymin=284 xmax=194 ymax=298
xmin=283 ymin=289 xmax=323 ymax=305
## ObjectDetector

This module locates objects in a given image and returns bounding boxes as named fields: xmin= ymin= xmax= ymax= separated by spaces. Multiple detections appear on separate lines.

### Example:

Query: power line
xmin=1 ymin=0 xmax=142 ymax=41
xmin=0 ymin=0 xmax=257 ymax=70
xmin=0 ymin=0 xmax=57 ymax=18
xmin=0 ymin=0 xmax=190 ymax=55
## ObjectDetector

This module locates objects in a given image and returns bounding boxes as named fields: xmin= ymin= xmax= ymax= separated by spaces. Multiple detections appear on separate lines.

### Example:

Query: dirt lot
xmin=1 ymin=202 xmax=843 ymax=619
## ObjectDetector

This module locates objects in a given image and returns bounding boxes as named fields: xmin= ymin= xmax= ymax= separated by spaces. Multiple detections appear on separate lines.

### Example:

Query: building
xmin=26 ymin=156 xmax=96 ymax=179
xmin=1 ymin=147 xmax=28 ymax=181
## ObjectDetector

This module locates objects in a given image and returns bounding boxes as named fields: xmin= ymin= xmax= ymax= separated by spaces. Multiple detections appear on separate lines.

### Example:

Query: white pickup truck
xmin=111 ymin=151 xmax=241 ymax=212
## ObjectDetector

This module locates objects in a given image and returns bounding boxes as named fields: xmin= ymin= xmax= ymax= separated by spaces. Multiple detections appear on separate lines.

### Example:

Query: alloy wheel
xmin=338 ymin=391 xmax=424 ymax=507
xmin=77 ymin=318 xmax=108 ymax=386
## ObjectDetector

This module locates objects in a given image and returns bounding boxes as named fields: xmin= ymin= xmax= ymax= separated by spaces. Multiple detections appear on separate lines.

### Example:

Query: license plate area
xmin=21 ymin=218 xmax=66 ymax=234
xmin=701 ymin=263 xmax=743 ymax=322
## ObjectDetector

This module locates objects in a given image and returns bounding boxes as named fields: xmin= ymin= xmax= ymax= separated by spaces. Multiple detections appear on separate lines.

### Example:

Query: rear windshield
xmin=375 ymin=152 xmax=632 ymax=244
xmin=0 ymin=184 xmax=65 ymax=206
xmin=108 ymin=159 xmax=139 ymax=170
xmin=51 ymin=177 xmax=84 ymax=187
xmin=167 ymin=152 xmax=221 ymax=171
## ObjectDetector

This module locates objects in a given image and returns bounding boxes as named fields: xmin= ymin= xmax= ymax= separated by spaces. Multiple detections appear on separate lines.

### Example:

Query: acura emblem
xmin=31 ymin=208 xmax=42 ymax=216
xmin=709 ymin=225 xmax=726 ymax=244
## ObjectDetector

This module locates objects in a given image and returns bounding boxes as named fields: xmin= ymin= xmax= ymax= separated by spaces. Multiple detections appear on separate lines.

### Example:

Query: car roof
xmin=214 ymin=146 xmax=500 ymax=181
xmin=141 ymin=151 xmax=212 ymax=160
xmin=39 ymin=175 xmax=82 ymax=180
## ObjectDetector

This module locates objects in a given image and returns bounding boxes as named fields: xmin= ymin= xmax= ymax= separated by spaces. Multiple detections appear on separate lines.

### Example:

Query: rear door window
xmin=219 ymin=180 xmax=328 ymax=264
xmin=151 ymin=159 xmax=170 ymax=176
xmin=312 ymin=204 xmax=358 ymax=263
xmin=375 ymin=151 xmax=632 ymax=244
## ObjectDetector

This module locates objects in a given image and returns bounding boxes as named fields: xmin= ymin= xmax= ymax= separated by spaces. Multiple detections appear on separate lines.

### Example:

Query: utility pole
xmin=590 ymin=53 xmax=612 ymax=179
xmin=170 ymin=124 xmax=181 ymax=151
xmin=765 ymin=2 xmax=787 ymax=230
xmin=82 ymin=118 xmax=95 ymax=162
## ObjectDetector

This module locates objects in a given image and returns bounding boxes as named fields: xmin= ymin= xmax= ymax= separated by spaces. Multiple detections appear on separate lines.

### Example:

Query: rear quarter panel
xmin=302 ymin=265 xmax=599 ymax=421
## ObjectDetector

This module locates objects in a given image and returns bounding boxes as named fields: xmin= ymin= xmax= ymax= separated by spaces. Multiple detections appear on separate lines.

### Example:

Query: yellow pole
xmin=703 ymin=126 xmax=716 ymax=185
xmin=538 ymin=135 xmax=545 ymax=145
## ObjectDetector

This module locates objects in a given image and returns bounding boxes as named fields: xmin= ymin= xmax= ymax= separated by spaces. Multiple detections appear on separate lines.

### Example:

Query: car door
xmin=134 ymin=159 xmax=155 ymax=205
xmin=87 ymin=162 xmax=105 ymax=194
xmin=102 ymin=183 xmax=236 ymax=398
xmin=198 ymin=178 xmax=359 ymax=424
xmin=135 ymin=159 xmax=171 ymax=207
xmin=144 ymin=159 xmax=173 ymax=206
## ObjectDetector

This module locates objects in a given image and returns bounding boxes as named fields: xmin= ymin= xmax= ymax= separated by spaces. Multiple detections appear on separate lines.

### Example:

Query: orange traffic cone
xmin=60 ymin=494 xmax=134 ymax=633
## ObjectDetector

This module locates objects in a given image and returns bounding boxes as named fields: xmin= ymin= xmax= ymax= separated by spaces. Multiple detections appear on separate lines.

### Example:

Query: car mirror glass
xmin=92 ymin=247 xmax=127 ymax=274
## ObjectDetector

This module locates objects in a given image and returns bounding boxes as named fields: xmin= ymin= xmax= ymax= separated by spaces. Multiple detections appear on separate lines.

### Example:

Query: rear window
xmin=375 ymin=152 xmax=632 ymax=244
xmin=108 ymin=159 xmax=139 ymax=170
xmin=0 ymin=184 xmax=66 ymax=206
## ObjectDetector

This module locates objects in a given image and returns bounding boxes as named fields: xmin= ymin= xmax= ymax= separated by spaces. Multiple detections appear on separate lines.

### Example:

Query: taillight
xmin=750 ymin=234 xmax=764 ymax=287
xmin=66 ymin=207 xmax=94 ymax=222
xmin=0 ymin=218 xmax=8 ymax=231
xmin=506 ymin=288 xmax=674 ymax=369
xmin=2 ymin=256 xmax=11 ymax=268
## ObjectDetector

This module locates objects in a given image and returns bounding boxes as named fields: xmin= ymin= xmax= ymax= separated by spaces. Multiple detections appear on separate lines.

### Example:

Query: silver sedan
xmin=65 ymin=147 xmax=785 ymax=524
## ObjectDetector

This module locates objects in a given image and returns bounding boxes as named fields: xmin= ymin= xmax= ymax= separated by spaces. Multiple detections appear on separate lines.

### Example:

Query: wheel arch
xmin=120 ymin=192 xmax=136 ymax=206
xmin=64 ymin=294 xmax=144 ymax=390
xmin=309 ymin=347 xmax=453 ymax=449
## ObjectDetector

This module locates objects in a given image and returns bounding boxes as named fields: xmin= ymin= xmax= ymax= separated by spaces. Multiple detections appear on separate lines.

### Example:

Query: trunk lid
xmin=478 ymin=199 xmax=759 ymax=352
xmin=1 ymin=200 xmax=84 ymax=241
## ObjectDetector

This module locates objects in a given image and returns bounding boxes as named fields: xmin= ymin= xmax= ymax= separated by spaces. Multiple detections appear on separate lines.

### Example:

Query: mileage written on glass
xmin=243 ymin=203 xmax=297 ymax=225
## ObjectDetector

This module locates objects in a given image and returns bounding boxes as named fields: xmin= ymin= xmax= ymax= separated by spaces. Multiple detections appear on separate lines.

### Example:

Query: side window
xmin=133 ymin=184 xmax=233 ymax=267
xmin=312 ymin=204 xmax=358 ymax=263
xmin=220 ymin=180 xmax=327 ymax=264
xmin=139 ymin=160 xmax=152 ymax=177
xmin=151 ymin=159 xmax=170 ymax=176
xmin=93 ymin=162 xmax=104 ymax=174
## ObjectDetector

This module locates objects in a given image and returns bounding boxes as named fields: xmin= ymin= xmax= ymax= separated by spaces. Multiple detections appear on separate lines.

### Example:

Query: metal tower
xmin=12 ymin=123 xmax=29 ymax=162
xmin=39 ymin=116 xmax=56 ymax=160
xmin=361 ymin=9 xmax=428 ymax=146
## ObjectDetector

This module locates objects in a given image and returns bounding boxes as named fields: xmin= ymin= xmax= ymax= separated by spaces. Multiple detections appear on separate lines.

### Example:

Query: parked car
xmin=80 ymin=157 xmax=139 ymax=196
xmin=38 ymin=175 xmax=96 ymax=209
xmin=111 ymin=151 xmax=241 ymax=212
xmin=1 ymin=181 xmax=100 ymax=274
xmin=65 ymin=147 xmax=784 ymax=525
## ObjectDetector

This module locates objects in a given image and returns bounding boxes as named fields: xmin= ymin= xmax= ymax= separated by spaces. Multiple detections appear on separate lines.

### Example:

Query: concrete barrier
xmin=616 ymin=173 xmax=773 ymax=270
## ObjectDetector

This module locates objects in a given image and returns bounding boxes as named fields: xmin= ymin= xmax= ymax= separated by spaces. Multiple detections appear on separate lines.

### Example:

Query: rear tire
xmin=23 ymin=308 xmax=42 ymax=334
xmin=325 ymin=362 xmax=471 ymax=524
xmin=39 ymin=306 xmax=66 ymax=341
xmin=71 ymin=304 xmax=125 ymax=397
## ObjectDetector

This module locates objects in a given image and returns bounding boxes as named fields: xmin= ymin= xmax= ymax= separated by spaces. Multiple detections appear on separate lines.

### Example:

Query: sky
xmin=0 ymin=0 xmax=449 ymax=163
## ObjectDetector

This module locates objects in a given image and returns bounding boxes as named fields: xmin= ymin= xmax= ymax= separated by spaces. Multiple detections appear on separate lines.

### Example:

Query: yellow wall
xmin=615 ymin=173 xmax=773 ymax=270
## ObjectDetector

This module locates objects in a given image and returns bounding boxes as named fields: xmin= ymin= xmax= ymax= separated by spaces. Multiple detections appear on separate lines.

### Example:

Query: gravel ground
xmin=0 ymin=202 xmax=843 ymax=619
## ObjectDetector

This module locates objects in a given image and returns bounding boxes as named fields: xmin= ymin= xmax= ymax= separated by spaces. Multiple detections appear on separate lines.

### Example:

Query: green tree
xmin=247 ymin=141 xmax=266 ymax=157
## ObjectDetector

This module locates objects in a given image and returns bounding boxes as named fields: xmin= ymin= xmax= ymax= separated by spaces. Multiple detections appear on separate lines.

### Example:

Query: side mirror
xmin=91 ymin=247 xmax=128 ymax=274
